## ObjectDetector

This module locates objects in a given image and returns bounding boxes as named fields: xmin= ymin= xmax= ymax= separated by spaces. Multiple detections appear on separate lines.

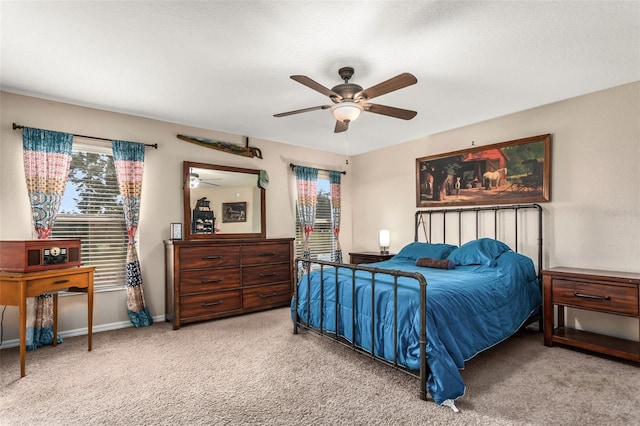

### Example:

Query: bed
xmin=291 ymin=204 xmax=543 ymax=411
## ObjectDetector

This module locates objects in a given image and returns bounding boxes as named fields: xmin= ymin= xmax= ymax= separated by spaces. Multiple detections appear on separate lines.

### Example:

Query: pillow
xmin=447 ymin=238 xmax=511 ymax=267
xmin=395 ymin=242 xmax=457 ymax=260
xmin=416 ymin=257 xmax=455 ymax=270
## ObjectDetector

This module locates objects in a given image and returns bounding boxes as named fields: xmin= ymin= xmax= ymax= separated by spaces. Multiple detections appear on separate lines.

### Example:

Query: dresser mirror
xmin=183 ymin=161 xmax=266 ymax=240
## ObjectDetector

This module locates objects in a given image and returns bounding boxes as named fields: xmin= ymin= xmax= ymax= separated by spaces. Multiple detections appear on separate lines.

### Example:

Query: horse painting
xmin=483 ymin=168 xmax=507 ymax=189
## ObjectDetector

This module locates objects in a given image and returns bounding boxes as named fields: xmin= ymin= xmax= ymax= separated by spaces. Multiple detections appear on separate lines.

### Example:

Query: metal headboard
xmin=414 ymin=203 xmax=543 ymax=282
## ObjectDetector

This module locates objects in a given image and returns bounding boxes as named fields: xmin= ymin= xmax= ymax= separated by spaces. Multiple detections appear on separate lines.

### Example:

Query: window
xmin=52 ymin=143 xmax=127 ymax=288
xmin=295 ymin=170 xmax=336 ymax=261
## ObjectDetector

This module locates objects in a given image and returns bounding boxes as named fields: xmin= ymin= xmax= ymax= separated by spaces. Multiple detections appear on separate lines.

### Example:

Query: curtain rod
xmin=289 ymin=163 xmax=346 ymax=175
xmin=12 ymin=123 xmax=158 ymax=149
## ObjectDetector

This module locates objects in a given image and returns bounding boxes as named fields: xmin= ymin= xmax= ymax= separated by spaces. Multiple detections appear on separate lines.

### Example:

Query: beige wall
xmin=0 ymin=91 xmax=352 ymax=342
xmin=351 ymin=81 xmax=640 ymax=341
xmin=1 ymin=83 xmax=638 ymax=344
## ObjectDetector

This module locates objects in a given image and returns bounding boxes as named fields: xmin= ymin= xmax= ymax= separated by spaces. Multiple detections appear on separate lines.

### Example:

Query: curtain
xmin=329 ymin=170 xmax=343 ymax=263
xmin=22 ymin=127 xmax=73 ymax=349
xmin=112 ymin=141 xmax=153 ymax=328
xmin=295 ymin=166 xmax=318 ymax=266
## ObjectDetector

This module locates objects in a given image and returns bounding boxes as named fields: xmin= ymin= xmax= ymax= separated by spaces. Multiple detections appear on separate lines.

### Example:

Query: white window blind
xmin=52 ymin=147 xmax=127 ymax=288
xmin=295 ymin=170 xmax=336 ymax=261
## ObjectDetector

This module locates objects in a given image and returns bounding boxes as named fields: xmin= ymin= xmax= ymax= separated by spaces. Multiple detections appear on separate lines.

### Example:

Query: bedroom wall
xmin=0 ymin=91 xmax=352 ymax=343
xmin=350 ymin=81 xmax=640 ymax=341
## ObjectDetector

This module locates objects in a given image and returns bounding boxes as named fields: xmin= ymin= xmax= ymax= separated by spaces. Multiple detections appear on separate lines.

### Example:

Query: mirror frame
xmin=183 ymin=161 xmax=266 ymax=240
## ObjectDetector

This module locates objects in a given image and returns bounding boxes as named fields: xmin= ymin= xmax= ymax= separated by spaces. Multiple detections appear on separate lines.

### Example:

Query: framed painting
xmin=222 ymin=202 xmax=247 ymax=223
xmin=416 ymin=134 xmax=551 ymax=207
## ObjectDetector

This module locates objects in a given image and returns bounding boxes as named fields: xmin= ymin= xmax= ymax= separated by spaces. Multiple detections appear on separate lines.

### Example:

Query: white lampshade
xmin=379 ymin=229 xmax=390 ymax=247
xmin=331 ymin=101 xmax=364 ymax=123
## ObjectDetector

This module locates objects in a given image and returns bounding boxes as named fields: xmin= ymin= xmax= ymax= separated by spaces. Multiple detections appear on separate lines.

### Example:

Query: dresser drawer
xmin=180 ymin=268 xmax=240 ymax=293
xmin=552 ymin=279 xmax=639 ymax=316
xmin=242 ymin=243 xmax=290 ymax=265
xmin=243 ymin=282 xmax=291 ymax=309
xmin=243 ymin=263 xmax=290 ymax=286
xmin=179 ymin=246 xmax=240 ymax=269
xmin=180 ymin=290 xmax=241 ymax=318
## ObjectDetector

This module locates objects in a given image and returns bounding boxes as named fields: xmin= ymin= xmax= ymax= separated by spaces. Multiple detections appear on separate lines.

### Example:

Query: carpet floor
xmin=1 ymin=307 xmax=638 ymax=425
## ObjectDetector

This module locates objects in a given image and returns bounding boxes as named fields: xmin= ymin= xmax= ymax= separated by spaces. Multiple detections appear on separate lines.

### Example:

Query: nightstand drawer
xmin=552 ymin=279 xmax=639 ymax=316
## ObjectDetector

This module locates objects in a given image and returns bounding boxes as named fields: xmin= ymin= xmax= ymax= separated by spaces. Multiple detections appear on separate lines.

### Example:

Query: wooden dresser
xmin=165 ymin=238 xmax=294 ymax=329
xmin=543 ymin=267 xmax=640 ymax=362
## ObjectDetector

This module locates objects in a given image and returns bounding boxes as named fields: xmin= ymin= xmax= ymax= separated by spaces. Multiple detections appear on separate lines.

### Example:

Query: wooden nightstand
xmin=349 ymin=251 xmax=395 ymax=264
xmin=542 ymin=267 xmax=640 ymax=362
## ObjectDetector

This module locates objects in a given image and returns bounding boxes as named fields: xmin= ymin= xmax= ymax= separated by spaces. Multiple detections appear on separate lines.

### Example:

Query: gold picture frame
xmin=416 ymin=134 xmax=551 ymax=207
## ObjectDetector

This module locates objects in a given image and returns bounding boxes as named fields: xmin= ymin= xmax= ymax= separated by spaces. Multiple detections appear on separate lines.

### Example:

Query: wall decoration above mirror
xmin=183 ymin=161 xmax=266 ymax=240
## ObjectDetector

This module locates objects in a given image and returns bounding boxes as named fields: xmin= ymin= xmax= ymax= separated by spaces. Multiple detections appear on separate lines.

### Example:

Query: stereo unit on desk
xmin=0 ymin=239 xmax=82 ymax=272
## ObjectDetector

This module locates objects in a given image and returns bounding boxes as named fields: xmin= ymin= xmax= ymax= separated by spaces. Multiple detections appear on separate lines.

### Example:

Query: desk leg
xmin=53 ymin=294 xmax=58 ymax=347
xmin=19 ymin=286 xmax=26 ymax=378
xmin=87 ymin=278 xmax=93 ymax=352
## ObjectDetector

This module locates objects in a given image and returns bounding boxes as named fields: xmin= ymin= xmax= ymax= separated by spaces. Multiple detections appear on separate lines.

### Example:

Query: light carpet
xmin=1 ymin=307 xmax=638 ymax=425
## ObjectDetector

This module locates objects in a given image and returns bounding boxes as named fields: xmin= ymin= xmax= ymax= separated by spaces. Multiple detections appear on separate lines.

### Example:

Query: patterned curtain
xmin=329 ymin=171 xmax=343 ymax=263
xmin=295 ymin=166 xmax=318 ymax=264
xmin=22 ymin=127 xmax=73 ymax=350
xmin=112 ymin=141 xmax=153 ymax=328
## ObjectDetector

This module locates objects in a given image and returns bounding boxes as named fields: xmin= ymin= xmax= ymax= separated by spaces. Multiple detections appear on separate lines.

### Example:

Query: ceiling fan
xmin=189 ymin=172 xmax=221 ymax=188
xmin=274 ymin=67 xmax=418 ymax=133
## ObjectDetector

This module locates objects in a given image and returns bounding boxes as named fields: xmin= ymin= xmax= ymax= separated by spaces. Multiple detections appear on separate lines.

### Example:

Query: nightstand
xmin=542 ymin=267 xmax=640 ymax=362
xmin=349 ymin=251 xmax=395 ymax=264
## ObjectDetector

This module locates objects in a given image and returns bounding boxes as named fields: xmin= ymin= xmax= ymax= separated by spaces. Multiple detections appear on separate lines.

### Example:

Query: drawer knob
xmin=53 ymin=279 xmax=70 ymax=285
xmin=202 ymin=300 xmax=223 ymax=307
xmin=259 ymin=292 xmax=277 ymax=298
xmin=574 ymin=291 xmax=610 ymax=301
xmin=202 ymin=255 xmax=223 ymax=260
xmin=258 ymin=252 xmax=276 ymax=257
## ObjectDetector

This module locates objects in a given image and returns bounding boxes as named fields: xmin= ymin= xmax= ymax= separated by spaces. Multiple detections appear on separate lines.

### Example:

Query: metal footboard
xmin=292 ymin=259 xmax=430 ymax=401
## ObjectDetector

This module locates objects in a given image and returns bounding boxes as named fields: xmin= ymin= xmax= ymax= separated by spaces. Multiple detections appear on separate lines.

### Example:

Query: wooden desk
xmin=0 ymin=266 xmax=95 ymax=377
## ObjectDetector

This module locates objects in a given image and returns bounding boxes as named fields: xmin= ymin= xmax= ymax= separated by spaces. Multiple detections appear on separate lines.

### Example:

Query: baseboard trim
xmin=0 ymin=314 xmax=165 ymax=350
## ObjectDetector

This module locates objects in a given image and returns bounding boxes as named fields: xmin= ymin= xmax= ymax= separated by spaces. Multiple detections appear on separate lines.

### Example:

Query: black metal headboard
xmin=414 ymin=204 xmax=543 ymax=281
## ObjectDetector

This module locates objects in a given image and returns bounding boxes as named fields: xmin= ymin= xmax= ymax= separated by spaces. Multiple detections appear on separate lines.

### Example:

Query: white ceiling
xmin=2 ymin=1 xmax=639 ymax=155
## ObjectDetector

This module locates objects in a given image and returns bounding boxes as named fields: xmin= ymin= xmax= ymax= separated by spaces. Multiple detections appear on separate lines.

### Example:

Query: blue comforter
xmin=291 ymin=251 xmax=541 ymax=404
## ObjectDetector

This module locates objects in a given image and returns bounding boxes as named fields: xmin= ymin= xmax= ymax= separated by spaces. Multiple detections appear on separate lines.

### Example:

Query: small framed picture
xmin=170 ymin=223 xmax=183 ymax=240
xmin=222 ymin=202 xmax=247 ymax=223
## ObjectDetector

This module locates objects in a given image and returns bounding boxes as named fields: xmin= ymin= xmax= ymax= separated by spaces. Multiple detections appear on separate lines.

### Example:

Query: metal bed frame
xmin=292 ymin=203 xmax=543 ymax=403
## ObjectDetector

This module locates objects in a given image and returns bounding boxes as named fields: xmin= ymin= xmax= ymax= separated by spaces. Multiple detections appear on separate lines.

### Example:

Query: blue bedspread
xmin=291 ymin=251 xmax=541 ymax=404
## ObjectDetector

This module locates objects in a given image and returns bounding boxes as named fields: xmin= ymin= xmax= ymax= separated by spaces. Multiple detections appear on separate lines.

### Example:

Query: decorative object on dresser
xmin=543 ymin=267 xmax=640 ymax=362
xmin=0 ymin=239 xmax=81 ymax=273
xmin=349 ymin=251 xmax=395 ymax=264
xmin=165 ymin=238 xmax=294 ymax=329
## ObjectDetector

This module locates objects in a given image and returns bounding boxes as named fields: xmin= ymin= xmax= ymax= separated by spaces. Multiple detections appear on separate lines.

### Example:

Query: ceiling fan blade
xmin=365 ymin=103 xmax=417 ymax=120
xmin=273 ymin=105 xmax=331 ymax=117
xmin=359 ymin=73 xmax=417 ymax=100
xmin=291 ymin=75 xmax=343 ymax=100
xmin=334 ymin=120 xmax=349 ymax=133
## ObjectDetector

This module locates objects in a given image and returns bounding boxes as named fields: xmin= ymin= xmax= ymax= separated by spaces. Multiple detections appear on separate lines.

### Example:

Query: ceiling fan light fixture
xmin=189 ymin=172 xmax=200 ymax=188
xmin=330 ymin=101 xmax=363 ymax=123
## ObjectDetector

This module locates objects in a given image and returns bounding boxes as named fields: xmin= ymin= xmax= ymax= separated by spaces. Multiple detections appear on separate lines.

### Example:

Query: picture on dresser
xmin=416 ymin=134 xmax=551 ymax=207
xmin=222 ymin=202 xmax=247 ymax=223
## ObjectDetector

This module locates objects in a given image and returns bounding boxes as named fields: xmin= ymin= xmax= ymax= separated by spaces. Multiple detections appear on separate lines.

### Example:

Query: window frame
xmin=52 ymin=141 xmax=128 ymax=290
